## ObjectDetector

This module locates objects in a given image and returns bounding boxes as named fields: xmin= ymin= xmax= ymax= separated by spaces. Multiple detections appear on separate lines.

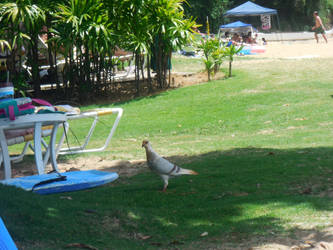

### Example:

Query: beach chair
xmin=0 ymin=217 xmax=17 ymax=250
xmin=58 ymin=108 xmax=123 ymax=155
xmin=112 ymin=55 xmax=136 ymax=80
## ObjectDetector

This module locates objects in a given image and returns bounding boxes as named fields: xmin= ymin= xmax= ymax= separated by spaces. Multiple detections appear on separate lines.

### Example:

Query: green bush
xmin=197 ymin=37 xmax=225 ymax=81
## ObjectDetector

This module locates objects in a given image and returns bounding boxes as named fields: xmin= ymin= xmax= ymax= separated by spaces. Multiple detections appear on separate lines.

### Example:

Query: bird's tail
xmin=179 ymin=168 xmax=198 ymax=175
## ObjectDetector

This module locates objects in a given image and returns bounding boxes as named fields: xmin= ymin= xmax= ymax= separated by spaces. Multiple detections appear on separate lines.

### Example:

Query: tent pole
xmin=276 ymin=14 xmax=283 ymax=42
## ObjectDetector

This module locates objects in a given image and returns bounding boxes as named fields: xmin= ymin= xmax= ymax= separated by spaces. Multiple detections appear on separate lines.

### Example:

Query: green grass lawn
xmin=2 ymin=56 xmax=333 ymax=249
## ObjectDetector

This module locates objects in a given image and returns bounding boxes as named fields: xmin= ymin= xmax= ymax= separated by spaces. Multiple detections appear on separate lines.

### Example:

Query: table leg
xmin=0 ymin=129 xmax=11 ymax=179
xmin=43 ymin=139 xmax=50 ymax=168
xmin=49 ymin=123 xmax=60 ymax=172
xmin=33 ymin=122 xmax=44 ymax=175
xmin=55 ymin=122 xmax=68 ymax=156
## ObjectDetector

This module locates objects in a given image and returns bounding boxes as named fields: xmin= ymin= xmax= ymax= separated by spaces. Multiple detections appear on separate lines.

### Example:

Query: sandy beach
xmin=253 ymin=36 xmax=333 ymax=59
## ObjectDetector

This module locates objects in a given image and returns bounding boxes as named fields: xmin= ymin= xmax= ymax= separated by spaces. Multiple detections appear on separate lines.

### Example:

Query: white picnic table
xmin=0 ymin=113 xmax=67 ymax=179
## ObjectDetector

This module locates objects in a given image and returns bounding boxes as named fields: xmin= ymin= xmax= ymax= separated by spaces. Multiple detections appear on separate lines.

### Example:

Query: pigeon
xmin=142 ymin=140 xmax=198 ymax=191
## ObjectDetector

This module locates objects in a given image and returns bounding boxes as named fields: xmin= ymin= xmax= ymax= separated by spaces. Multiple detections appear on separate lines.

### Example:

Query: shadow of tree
xmin=1 ymin=146 xmax=333 ymax=249
xmin=101 ymin=146 xmax=333 ymax=248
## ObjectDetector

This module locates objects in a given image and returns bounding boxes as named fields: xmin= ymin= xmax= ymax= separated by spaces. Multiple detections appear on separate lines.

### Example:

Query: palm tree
xmin=224 ymin=44 xmax=243 ymax=77
xmin=106 ymin=0 xmax=195 ymax=91
xmin=0 ymin=40 xmax=11 ymax=83
xmin=1 ymin=0 xmax=46 ymax=95
xmin=34 ymin=0 xmax=65 ymax=89
xmin=104 ymin=0 xmax=151 ymax=94
xmin=0 ymin=40 xmax=11 ymax=52
xmin=197 ymin=38 xmax=220 ymax=81
xmin=53 ymin=0 xmax=114 ymax=101
xmin=148 ymin=0 xmax=195 ymax=88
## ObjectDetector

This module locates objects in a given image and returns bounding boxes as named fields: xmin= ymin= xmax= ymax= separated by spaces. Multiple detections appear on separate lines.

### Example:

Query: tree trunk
xmin=214 ymin=64 xmax=219 ymax=74
xmin=135 ymin=52 xmax=140 ymax=95
xmin=146 ymin=55 xmax=153 ymax=93
xmin=167 ymin=51 xmax=172 ymax=88
xmin=162 ymin=51 xmax=168 ymax=88
xmin=140 ymin=54 xmax=145 ymax=82
xmin=54 ymin=49 xmax=60 ymax=92
xmin=7 ymin=23 xmax=17 ymax=78
xmin=46 ymin=16 xmax=55 ymax=90
xmin=228 ymin=61 xmax=232 ymax=77
xmin=30 ymin=35 xmax=41 ymax=96
xmin=84 ymin=43 xmax=91 ymax=93
xmin=157 ymin=36 xmax=163 ymax=88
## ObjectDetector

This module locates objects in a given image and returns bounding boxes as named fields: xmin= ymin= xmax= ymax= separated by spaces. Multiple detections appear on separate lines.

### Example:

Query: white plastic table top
xmin=0 ymin=113 xmax=67 ymax=179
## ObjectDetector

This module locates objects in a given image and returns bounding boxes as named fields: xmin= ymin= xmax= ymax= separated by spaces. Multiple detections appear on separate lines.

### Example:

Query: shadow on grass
xmin=105 ymin=89 xmax=172 ymax=106
xmin=1 ymin=147 xmax=333 ymax=249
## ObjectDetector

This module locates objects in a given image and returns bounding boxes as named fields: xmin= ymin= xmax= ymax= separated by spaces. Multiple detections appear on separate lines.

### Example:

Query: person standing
xmin=312 ymin=11 xmax=328 ymax=43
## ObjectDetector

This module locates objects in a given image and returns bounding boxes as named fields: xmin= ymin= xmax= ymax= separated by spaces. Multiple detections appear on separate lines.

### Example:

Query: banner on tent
xmin=261 ymin=15 xmax=271 ymax=30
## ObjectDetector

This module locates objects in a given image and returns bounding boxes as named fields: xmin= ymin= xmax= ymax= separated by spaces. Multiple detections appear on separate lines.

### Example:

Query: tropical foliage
xmin=224 ymin=44 xmax=243 ymax=77
xmin=185 ymin=0 xmax=333 ymax=33
xmin=0 ymin=0 xmax=46 ymax=94
xmin=196 ymin=35 xmax=242 ymax=80
xmin=2 ymin=0 xmax=330 ymax=101
xmin=197 ymin=37 xmax=226 ymax=81
xmin=0 ymin=0 xmax=195 ymax=101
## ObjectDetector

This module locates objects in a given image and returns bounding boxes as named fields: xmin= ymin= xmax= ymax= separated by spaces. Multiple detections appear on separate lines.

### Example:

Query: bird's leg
xmin=162 ymin=183 xmax=168 ymax=192
xmin=161 ymin=176 xmax=168 ymax=192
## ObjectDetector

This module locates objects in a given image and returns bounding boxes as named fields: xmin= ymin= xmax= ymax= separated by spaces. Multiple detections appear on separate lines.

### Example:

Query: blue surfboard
xmin=0 ymin=170 xmax=118 ymax=194
xmin=0 ymin=218 xmax=17 ymax=250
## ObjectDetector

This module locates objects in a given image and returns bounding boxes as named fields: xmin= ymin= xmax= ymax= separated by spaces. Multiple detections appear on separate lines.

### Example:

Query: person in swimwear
xmin=312 ymin=11 xmax=328 ymax=43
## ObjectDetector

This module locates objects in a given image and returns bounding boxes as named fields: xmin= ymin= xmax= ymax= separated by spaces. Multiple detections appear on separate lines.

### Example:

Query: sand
xmin=252 ymin=37 xmax=333 ymax=59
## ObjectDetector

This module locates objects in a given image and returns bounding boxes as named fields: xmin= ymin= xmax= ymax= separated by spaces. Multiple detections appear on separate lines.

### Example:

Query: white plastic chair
xmin=112 ymin=55 xmax=136 ymax=80
xmin=58 ymin=108 xmax=123 ymax=155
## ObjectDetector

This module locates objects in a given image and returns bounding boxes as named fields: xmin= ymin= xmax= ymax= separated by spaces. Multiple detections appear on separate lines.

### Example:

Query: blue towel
xmin=0 ymin=170 xmax=119 ymax=194
xmin=0 ymin=218 xmax=17 ymax=250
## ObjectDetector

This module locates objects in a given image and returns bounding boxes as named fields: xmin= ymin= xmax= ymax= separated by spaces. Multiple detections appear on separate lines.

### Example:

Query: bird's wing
xmin=150 ymin=156 xmax=176 ymax=175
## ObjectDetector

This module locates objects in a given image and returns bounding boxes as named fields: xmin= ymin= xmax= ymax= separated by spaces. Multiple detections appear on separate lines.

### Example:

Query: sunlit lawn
xmin=2 ymin=56 xmax=333 ymax=249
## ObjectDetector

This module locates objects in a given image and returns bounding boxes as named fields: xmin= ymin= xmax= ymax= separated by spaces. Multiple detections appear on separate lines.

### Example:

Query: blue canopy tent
xmin=223 ymin=1 xmax=280 ymax=32
xmin=219 ymin=21 xmax=254 ymax=38
xmin=220 ymin=21 xmax=252 ymax=29
xmin=224 ymin=1 xmax=277 ymax=17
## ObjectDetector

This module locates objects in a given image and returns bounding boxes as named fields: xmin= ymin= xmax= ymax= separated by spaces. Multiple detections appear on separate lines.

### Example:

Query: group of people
xmin=222 ymin=10 xmax=329 ymax=46
xmin=224 ymin=31 xmax=266 ymax=46
xmin=233 ymin=32 xmax=256 ymax=44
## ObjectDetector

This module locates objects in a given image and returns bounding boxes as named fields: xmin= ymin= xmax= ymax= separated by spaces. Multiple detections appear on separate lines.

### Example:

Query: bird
xmin=142 ymin=140 xmax=198 ymax=191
